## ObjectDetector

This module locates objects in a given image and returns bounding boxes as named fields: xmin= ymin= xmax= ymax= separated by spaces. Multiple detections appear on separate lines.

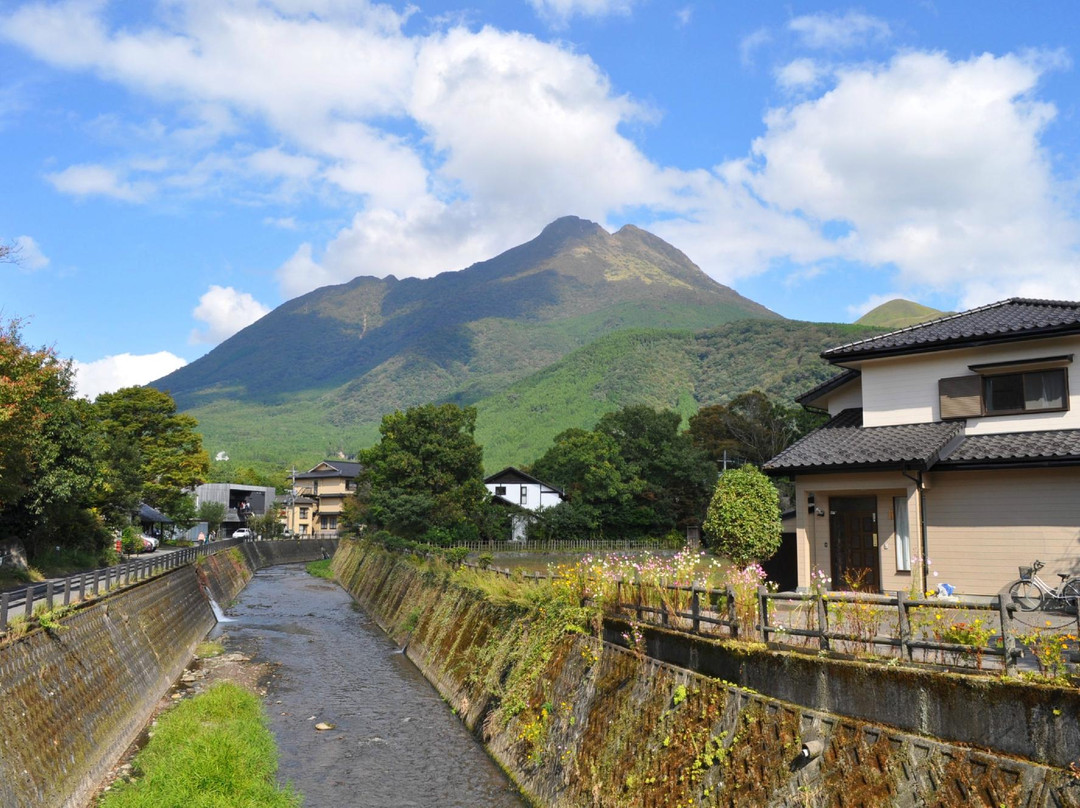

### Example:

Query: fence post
xmin=758 ymin=586 xmax=769 ymax=642
xmin=616 ymin=580 xmax=622 ymax=614
xmin=897 ymin=591 xmax=912 ymax=662
xmin=63 ymin=577 xmax=72 ymax=606
xmin=636 ymin=580 xmax=643 ymax=621
xmin=93 ymin=569 xmax=100 ymax=596
xmin=816 ymin=594 xmax=830 ymax=652
xmin=691 ymin=587 xmax=700 ymax=634
xmin=1 ymin=592 xmax=8 ymax=630
xmin=46 ymin=581 xmax=55 ymax=611
xmin=660 ymin=580 xmax=669 ymax=627
xmin=997 ymin=595 xmax=1017 ymax=677
xmin=24 ymin=586 xmax=33 ymax=619
xmin=727 ymin=585 xmax=738 ymax=639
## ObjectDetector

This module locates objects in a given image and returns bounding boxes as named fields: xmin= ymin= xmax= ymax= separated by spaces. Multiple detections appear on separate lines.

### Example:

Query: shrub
xmin=702 ymin=465 xmax=781 ymax=568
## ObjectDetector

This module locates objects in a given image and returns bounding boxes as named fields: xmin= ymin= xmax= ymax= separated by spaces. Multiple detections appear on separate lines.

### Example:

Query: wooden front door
xmin=829 ymin=496 xmax=880 ymax=591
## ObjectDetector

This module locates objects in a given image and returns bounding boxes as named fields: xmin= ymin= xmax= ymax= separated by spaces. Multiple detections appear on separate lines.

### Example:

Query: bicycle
xmin=1007 ymin=560 xmax=1080 ymax=613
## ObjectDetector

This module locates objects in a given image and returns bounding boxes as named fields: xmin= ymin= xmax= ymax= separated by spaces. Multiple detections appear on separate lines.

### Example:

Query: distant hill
xmin=856 ymin=299 xmax=948 ymax=329
xmin=154 ymin=217 xmax=779 ymax=470
xmin=474 ymin=319 xmax=879 ymax=470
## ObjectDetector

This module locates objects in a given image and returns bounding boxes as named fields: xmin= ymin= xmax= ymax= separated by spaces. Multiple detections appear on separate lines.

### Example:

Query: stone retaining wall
xmin=333 ymin=540 xmax=1080 ymax=807
xmin=0 ymin=539 xmax=336 ymax=808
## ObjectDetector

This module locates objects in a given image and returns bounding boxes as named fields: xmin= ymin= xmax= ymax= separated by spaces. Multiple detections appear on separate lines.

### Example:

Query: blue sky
xmin=2 ymin=1 xmax=1080 ymax=398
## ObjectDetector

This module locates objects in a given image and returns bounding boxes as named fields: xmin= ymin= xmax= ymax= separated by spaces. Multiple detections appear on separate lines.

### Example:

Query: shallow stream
xmin=216 ymin=565 xmax=526 ymax=807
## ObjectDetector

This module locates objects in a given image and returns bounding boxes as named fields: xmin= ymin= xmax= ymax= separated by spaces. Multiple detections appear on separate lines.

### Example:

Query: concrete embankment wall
xmin=0 ymin=539 xmax=335 ymax=808
xmin=333 ymin=540 xmax=1080 ymax=808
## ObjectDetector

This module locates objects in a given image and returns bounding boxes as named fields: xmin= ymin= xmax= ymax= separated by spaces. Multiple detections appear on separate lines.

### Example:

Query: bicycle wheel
xmin=1008 ymin=579 xmax=1043 ymax=611
xmin=1061 ymin=579 xmax=1080 ymax=615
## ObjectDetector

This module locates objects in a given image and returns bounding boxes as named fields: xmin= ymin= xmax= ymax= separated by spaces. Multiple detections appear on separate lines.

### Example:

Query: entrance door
xmin=829 ymin=496 xmax=880 ymax=591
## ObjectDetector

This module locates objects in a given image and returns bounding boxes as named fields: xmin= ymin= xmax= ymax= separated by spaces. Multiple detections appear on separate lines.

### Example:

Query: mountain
xmin=856 ymin=299 xmax=948 ymax=329
xmin=474 ymin=319 xmax=879 ymax=470
xmin=153 ymin=217 xmax=779 ymax=469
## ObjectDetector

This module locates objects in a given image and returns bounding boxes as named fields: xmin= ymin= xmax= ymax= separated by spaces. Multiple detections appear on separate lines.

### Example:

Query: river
xmin=215 ymin=565 xmax=526 ymax=807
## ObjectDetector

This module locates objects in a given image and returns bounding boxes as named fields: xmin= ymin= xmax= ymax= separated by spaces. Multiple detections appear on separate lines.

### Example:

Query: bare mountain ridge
xmin=154 ymin=216 xmax=778 ymax=415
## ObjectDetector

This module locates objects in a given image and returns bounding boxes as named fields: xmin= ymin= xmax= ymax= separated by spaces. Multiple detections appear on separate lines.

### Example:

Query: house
xmin=284 ymin=461 xmax=361 ymax=537
xmin=484 ymin=467 xmax=566 ymax=541
xmin=193 ymin=483 xmax=277 ymax=538
xmin=764 ymin=298 xmax=1080 ymax=596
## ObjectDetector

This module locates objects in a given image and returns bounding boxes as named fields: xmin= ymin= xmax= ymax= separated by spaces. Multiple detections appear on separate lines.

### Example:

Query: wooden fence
xmin=458 ymin=539 xmax=672 ymax=554
xmin=464 ymin=562 xmax=1079 ymax=676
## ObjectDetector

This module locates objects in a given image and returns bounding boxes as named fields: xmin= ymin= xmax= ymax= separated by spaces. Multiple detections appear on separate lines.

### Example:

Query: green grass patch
xmin=305 ymin=559 xmax=334 ymax=580
xmin=97 ymin=682 xmax=300 ymax=808
xmin=195 ymin=640 xmax=225 ymax=659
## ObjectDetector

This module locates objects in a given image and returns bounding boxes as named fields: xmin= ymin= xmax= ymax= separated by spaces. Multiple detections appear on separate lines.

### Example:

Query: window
xmin=984 ymin=369 xmax=1066 ymax=414
xmin=495 ymin=485 xmax=507 ymax=496
xmin=320 ymin=515 xmax=337 ymax=530
xmin=520 ymin=485 xmax=528 ymax=505
xmin=299 ymin=507 xmax=308 ymax=519
xmin=939 ymin=362 xmax=1069 ymax=419
xmin=893 ymin=496 xmax=911 ymax=572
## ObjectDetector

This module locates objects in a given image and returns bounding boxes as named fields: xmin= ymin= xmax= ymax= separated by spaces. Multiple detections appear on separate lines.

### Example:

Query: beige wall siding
xmin=795 ymin=472 xmax=920 ymax=593
xmin=924 ymin=468 xmax=1080 ymax=596
xmin=825 ymin=383 xmax=863 ymax=416
xmin=857 ymin=335 xmax=1080 ymax=431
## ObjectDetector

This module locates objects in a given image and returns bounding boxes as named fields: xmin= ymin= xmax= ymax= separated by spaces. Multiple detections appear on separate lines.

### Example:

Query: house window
xmin=984 ymin=369 xmax=1066 ymax=414
xmin=520 ymin=486 xmax=528 ymax=505
xmin=299 ymin=507 xmax=308 ymax=519
xmin=320 ymin=515 xmax=337 ymax=530
xmin=495 ymin=486 xmax=507 ymax=496
xmin=893 ymin=496 xmax=911 ymax=572
xmin=939 ymin=365 xmax=1069 ymax=419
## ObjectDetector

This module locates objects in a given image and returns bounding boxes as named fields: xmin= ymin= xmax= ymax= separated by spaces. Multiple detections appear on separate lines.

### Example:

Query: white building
xmin=484 ymin=467 xmax=566 ymax=541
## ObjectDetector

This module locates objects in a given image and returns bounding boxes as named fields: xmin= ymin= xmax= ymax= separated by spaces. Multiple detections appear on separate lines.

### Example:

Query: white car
xmin=232 ymin=528 xmax=254 ymax=540
xmin=140 ymin=535 xmax=159 ymax=552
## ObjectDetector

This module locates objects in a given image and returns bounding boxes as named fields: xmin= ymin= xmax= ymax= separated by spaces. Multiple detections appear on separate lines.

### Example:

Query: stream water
xmin=214 ymin=565 xmax=526 ymax=807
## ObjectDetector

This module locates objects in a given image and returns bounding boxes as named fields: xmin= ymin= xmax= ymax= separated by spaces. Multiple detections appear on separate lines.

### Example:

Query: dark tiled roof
xmin=764 ymin=409 xmax=965 ymax=474
xmin=823 ymin=299 xmax=1080 ymax=361
xmin=795 ymin=369 xmax=860 ymax=407
xmin=484 ymin=466 xmax=564 ymax=494
xmin=296 ymin=460 xmax=362 ymax=480
xmin=942 ymin=429 xmax=1080 ymax=466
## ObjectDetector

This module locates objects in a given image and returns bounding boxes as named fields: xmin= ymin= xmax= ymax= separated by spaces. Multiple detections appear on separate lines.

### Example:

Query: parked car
xmin=232 ymin=528 xmax=254 ymax=540
xmin=140 ymin=535 xmax=159 ymax=553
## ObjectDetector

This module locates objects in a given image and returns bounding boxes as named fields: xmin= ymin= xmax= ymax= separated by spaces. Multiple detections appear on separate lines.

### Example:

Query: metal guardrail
xmin=0 ymin=538 xmax=244 ymax=633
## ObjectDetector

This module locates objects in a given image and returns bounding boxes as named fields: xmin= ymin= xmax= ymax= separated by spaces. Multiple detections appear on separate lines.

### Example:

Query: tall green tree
xmin=594 ymin=405 xmax=716 ymax=533
xmin=528 ymin=427 xmax=644 ymax=539
xmin=702 ymin=465 xmax=781 ymax=568
xmin=0 ymin=322 xmax=108 ymax=555
xmin=688 ymin=391 xmax=825 ymax=468
xmin=94 ymin=387 xmax=210 ymax=519
xmin=357 ymin=403 xmax=490 ymax=542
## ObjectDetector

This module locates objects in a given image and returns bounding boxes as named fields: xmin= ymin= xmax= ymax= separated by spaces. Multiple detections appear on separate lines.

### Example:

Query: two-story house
xmin=484 ymin=467 xmax=566 ymax=541
xmin=765 ymin=299 xmax=1080 ymax=596
xmin=285 ymin=461 xmax=361 ymax=537
xmin=194 ymin=483 xmax=277 ymax=538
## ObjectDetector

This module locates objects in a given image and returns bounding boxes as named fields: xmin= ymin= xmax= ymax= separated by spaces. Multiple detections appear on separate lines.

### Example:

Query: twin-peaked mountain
xmin=151 ymin=218 xmax=773 ymax=463
xmin=151 ymin=217 xmax=874 ymax=470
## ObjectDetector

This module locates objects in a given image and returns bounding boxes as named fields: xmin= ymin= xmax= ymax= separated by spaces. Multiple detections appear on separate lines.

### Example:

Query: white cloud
xmin=789 ymin=11 xmax=891 ymax=50
xmin=744 ymin=51 xmax=1080 ymax=303
xmin=776 ymin=58 xmax=825 ymax=91
xmin=73 ymin=352 xmax=188 ymax=400
xmin=190 ymin=285 xmax=271 ymax=344
xmin=675 ymin=7 xmax=693 ymax=28
xmin=264 ymin=216 xmax=297 ymax=230
xmin=528 ymin=0 xmax=638 ymax=26
xmin=6 ymin=2 xmax=1080 ymax=315
xmin=45 ymin=163 xmax=149 ymax=201
xmin=12 ymin=235 xmax=49 ymax=270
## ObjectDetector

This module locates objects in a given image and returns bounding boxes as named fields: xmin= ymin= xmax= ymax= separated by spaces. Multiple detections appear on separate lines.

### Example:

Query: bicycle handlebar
xmin=1033 ymin=559 xmax=1045 ymax=570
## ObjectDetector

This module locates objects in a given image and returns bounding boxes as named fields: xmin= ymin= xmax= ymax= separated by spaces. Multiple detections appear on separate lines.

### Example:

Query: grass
xmin=97 ymin=681 xmax=300 ymax=808
xmin=304 ymin=559 xmax=334 ymax=580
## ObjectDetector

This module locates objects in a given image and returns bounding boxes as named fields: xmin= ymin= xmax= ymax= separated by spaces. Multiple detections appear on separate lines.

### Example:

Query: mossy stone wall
xmin=0 ymin=539 xmax=335 ymax=808
xmin=333 ymin=540 xmax=1080 ymax=807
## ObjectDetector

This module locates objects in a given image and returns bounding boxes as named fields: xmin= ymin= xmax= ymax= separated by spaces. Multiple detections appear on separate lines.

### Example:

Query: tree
xmin=0 ymin=321 xmax=109 ymax=556
xmin=197 ymin=500 xmax=226 ymax=538
xmin=357 ymin=403 xmax=490 ymax=542
xmin=594 ymin=405 xmax=716 ymax=534
xmin=702 ymin=465 xmax=781 ymax=568
xmin=528 ymin=427 xmax=644 ymax=539
xmin=94 ymin=387 xmax=210 ymax=519
xmin=689 ymin=391 xmax=825 ymax=468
